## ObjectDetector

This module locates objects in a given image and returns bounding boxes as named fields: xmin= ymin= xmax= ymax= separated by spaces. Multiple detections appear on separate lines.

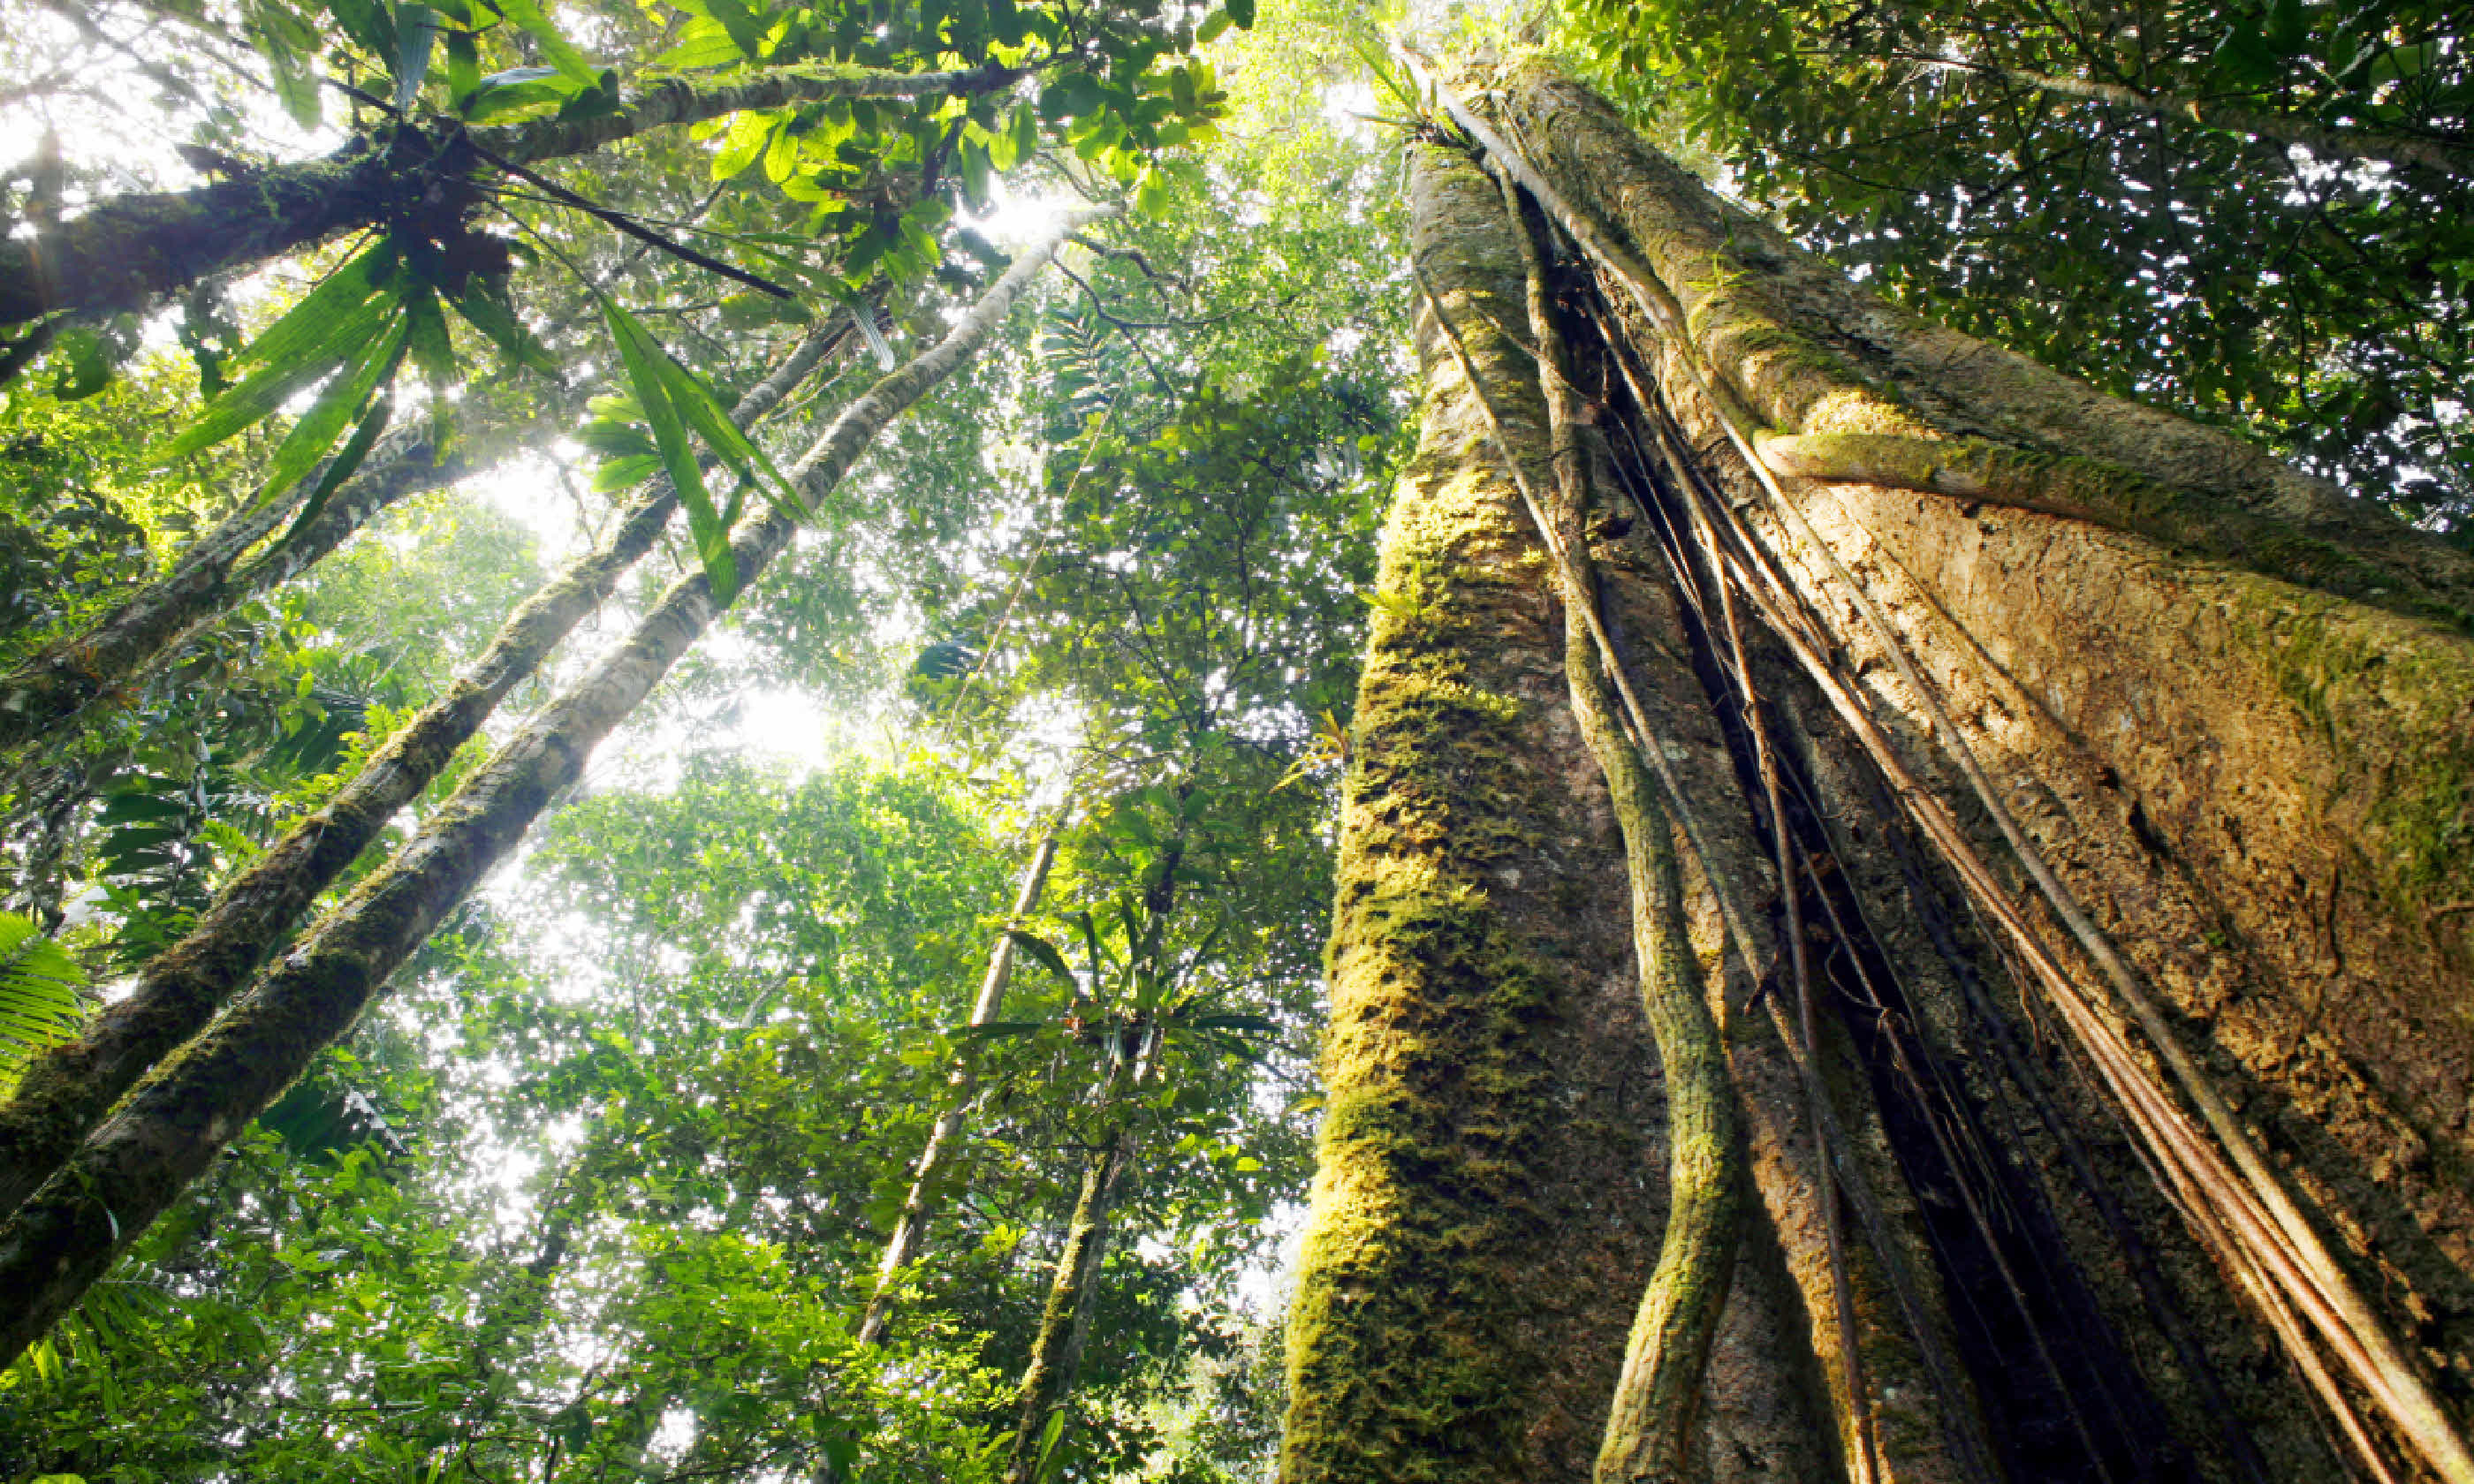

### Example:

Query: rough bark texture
xmin=1493 ymin=59 xmax=2474 ymax=1446
xmin=1281 ymin=145 xmax=1843 ymax=1484
xmin=1003 ymin=1041 xmax=1145 ymax=1484
xmin=0 ymin=213 xmax=1094 ymax=1363
xmin=0 ymin=317 xmax=848 ymax=1224
xmin=1289 ymin=53 xmax=2470 ymax=1484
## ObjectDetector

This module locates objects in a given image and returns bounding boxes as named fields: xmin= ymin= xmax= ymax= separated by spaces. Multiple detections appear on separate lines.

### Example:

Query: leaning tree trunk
xmin=0 ymin=424 xmax=474 ymax=760
xmin=1002 ymin=1026 xmax=1150 ymax=1484
xmin=0 ymin=207 xmax=1104 ymax=1364
xmin=0 ymin=313 xmax=856 ymax=1223
xmin=1285 ymin=51 xmax=2474 ymax=1484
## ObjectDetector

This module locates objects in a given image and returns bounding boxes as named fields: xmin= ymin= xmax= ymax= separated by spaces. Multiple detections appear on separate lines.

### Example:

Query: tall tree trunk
xmin=858 ymin=819 xmax=1064 ymax=1347
xmin=1287 ymin=51 xmax=2474 ymax=1484
xmin=0 ymin=314 xmax=855 ymax=1223
xmin=1000 ymin=809 xmax=1188 ymax=1482
xmin=0 ymin=206 xmax=1103 ymax=1365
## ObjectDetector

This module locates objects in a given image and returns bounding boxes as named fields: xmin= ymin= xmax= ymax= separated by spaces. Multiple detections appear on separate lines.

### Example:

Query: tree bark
xmin=1002 ymin=1031 xmax=1149 ymax=1484
xmin=0 ymin=314 xmax=852 ymax=1223
xmin=1286 ymin=49 xmax=2474 ymax=1484
xmin=0 ymin=207 xmax=1102 ymax=1363
xmin=857 ymin=821 xmax=1063 ymax=1347
xmin=0 ymin=61 xmax=1019 ymax=328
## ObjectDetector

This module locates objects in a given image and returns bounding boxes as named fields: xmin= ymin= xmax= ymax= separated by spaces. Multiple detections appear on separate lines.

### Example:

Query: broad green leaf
xmin=257 ymin=312 xmax=408 ymax=505
xmin=699 ymin=0 xmax=768 ymax=57
xmin=283 ymin=381 xmax=397 ymax=544
xmin=949 ymin=1019 xmax=1043 ymax=1040
xmin=392 ymin=4 xmax=440 ymax=110
xmin=485 ymin=0 xmax=597 ymax=87
xmin=449 ymin=278 xmax=559 ymax=375
xmin=47 ymin=327 xmax=110 ymax=400
xmin=1003 ymin=929 xmax=1075 ymax=987
xmin=602 ymin=298 xmax=738 ymax=597
xmin=330 ymin=0 xmax=398 ymax=59
xmin=465 ymin=70 xmax=570 ymax=120
xmin=444 ymin=25 xmax=480 ymax=108
xmin=1225 ymin=0 xmax=1253 ymax=28
xmin=145 ymin=246 xmax=401 ymax=465
xmin=653 ymin=14 xmax=743 ymax=70
xmin=711 ymin=110 xmax=773 ymax=179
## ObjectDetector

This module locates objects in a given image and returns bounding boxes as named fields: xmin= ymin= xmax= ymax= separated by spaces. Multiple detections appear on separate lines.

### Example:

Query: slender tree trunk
xmin=1287 ymin=50 xmax=2474 ymax=1484
xmin=0 ymin=61 xmax=1020 ymax=328
xmin=0 ymin=314 xmax=854 ymax=1223
xmin=0 ymin=426 xmax=470 ymax=758
xmin=858 ymin=821 xmax=1064 ymax=1347
xmin=0 ymin=205 xmax=1104 ymax=1364
xmin=1001 ymin=1028 xmax=1150 ymax=1484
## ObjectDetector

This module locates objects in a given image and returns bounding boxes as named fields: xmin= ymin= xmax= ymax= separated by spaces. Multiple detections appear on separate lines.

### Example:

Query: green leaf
xmin=47 ymin=326 xmax=111 ymax=401
xmin=1224 ymin=0 xmax=1253 ymax=29
xmin=698 ymin=0 xmax=768 ymax=58
xmin=484 ymin=0 xmax=597 ymax=87
xmin=282 ymin=381 xmax=397 ymax=546
xmin=949 ymin=1019 xmax=1043 ymax=1040
xmin=330 ymin=0 xmax=398 ymax=59
xmin=145 ymin=244 xmax=402 ymax=465
xmin=1003 ymin=929 xmax=1075 ymax=987
xmin=1196 ymin=9 xmax=1230 ymax=43
xmin=711 ymin=110 xmax=773 ymax=179
xmin=392 ymin=4 xmax=440 ymax=110
xmin=602 ymin=298 xmax=738 ymax=597
xmin=449 ymin=277 xmax=558 ymax=376
xmin=653 ymin=14 xmax=743 ymax=70
xmin=256 ymin=312 xmax=408 ymax=505
xmin=444 ymin=25 xmax=480 ymax=108
xmin=465 ymin=69 xmax=571 ymax=120
xmin=0 ymin=911 xmax=87 ymax=1094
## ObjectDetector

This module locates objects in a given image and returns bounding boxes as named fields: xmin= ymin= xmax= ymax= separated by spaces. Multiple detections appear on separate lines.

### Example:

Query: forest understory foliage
xmin=0 ymin=0 xmax=2466 ymax=1480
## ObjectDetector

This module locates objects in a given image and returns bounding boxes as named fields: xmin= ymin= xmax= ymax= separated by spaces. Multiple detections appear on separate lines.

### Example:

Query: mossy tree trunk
xmin=0 ymin=314 xmax=854 ymax=1224
xmin=0 ymin=211 xmax=1099 ymax=1366
xmin=1285 ymin=53 xmax=2474 ymax=1484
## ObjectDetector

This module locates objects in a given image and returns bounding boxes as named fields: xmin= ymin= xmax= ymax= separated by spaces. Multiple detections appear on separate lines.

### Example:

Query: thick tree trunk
xmin=0 ymin=314 xmax=853 ymax=1223
xmin=0 ymin=62 xmax=1018 ymax=328
xmin=858 ymin=822 xmax=1062 ymax=1347
xmin=1287 ymin=53 xmax=2474 ymax=1484
xmin=0 ymin=207 xmax=1100 ymax=1364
